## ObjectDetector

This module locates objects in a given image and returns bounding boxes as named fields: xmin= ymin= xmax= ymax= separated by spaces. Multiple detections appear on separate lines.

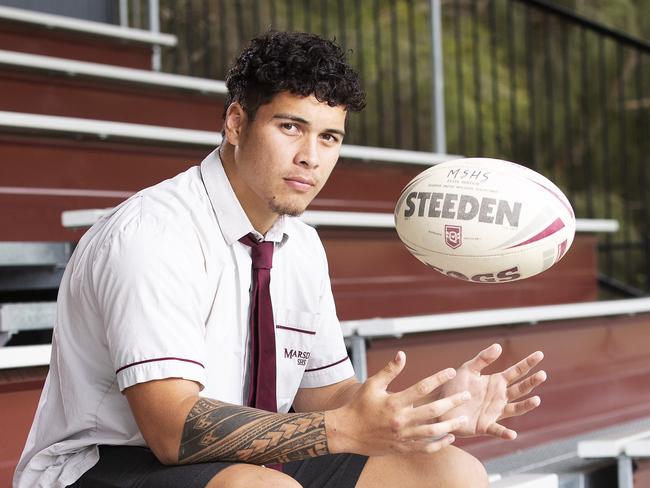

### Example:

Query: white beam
xmin=343 ymin=297 xmax=650 ymax=338
xmin=0 ymin=344 xmax=51 ymax=369
xmin=0 ymin=111 xmax=221 ymax=146
xmin=0 ymin=302 xmax=57 ymax=333
xmin=625 ymin=439 xmax=650 ymax=457
xmin=0 ymin=50 xmax=226 ymax=94
xmin=339 ymin=144 xmax=460 ymax=165
xmin=578 ymin=430 xmax=650 ymax=458
xmin=301 ymin=211 xmax=396 ymax=228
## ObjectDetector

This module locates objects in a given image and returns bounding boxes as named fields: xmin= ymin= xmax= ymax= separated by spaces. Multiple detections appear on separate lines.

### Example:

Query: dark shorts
xmin=69 ymin=445 xmax=368 ymax=488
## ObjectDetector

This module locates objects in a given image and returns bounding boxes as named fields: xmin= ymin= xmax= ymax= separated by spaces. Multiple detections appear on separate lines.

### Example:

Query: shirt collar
xmin=200 ymin=148 xmax=290 ymax=246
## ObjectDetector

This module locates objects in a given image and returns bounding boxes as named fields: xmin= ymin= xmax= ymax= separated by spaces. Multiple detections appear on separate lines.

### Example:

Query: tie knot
xmin=239 ymin=234 xmax=273 ymax=269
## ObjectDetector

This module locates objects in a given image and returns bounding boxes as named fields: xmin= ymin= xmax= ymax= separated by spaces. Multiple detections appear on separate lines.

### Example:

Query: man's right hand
xmin=326 ymin=351 xmax=471 ymax=456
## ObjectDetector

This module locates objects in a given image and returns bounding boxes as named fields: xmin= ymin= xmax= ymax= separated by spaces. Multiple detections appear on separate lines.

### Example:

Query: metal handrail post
xmin=350 ymin=335 xmax=368 ymax=382
xmin=617 ymin=454 xmax=634 ymax=488
xmin=119 ymin=0 xmax=129 ymax=27
xmin=149 ymin=0 xmax=161 ymax=71
xmin=430 ymin=0 xmax=446 ymax=154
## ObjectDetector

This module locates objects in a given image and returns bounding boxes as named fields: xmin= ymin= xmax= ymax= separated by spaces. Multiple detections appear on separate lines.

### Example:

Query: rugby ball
xmin=394 ymin=158 xmax=575 ymax=283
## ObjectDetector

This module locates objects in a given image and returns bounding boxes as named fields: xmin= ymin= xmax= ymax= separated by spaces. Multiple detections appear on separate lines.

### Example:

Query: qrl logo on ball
xmin=445 ymin=225 xmax=462 ymax=249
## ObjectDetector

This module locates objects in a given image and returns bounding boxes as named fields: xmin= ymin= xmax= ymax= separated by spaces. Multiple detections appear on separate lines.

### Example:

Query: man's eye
xmin=281 ymin=123 xmax=297 ymax=131
xmin=321 ymin=134 xmax=339 ymax=143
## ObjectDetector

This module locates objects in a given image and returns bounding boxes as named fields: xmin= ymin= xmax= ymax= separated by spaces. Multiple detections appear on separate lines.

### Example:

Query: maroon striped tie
xmin=239 ymin=234 xmax=278 ymax=413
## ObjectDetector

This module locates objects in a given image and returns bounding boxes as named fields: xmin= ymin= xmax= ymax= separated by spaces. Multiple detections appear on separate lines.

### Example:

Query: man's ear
xmin=223 ymin=102 xmax=247 ymax=145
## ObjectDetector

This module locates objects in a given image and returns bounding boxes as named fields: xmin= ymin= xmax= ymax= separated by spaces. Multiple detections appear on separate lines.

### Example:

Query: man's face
xmin=223 ymin=91 xmax=346 ymax=231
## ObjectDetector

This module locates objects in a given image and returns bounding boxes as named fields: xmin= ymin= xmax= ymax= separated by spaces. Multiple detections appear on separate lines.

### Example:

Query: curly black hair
xmin=223 ymin=31 xmax=366 ymax=121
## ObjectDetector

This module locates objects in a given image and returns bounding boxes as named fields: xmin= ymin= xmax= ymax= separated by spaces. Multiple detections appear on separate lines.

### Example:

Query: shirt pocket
xmin=274 ymin=308 xmax=319 ymax=412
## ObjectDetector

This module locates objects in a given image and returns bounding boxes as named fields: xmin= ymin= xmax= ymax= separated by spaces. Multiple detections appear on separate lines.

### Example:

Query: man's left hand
xmin=436 ymin=344 xmax=546 ymax=440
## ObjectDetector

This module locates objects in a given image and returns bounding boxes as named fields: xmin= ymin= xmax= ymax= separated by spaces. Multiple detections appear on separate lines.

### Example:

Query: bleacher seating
xmin=0 ymin=242 xmax=70 ymax=265
xmin=0 ymin=112 xmax=458 ymax=243
xmin=486 ymin=416 xmax=650 ymax=486
xmin=579 ymin=431 xmax=650 ymax=487
xmin=0 ymin=302 xmax=56 ymax=347
xmin=0 ymin=49 xmax=226 ymax=93
xmin=0 ymin=5 xmax=176 ymax=46
xmin=0 ymin=242 xmax=70 ymax=345
xmin=0 ymin=5 xmax=174 ymax=68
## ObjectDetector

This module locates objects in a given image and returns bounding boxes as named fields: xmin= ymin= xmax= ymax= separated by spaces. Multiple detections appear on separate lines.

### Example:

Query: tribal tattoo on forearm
xmin=178 ymin=398 xmax=329 ymax=465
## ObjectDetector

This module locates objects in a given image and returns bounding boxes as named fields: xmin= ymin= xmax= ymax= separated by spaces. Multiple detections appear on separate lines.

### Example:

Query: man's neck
xmin=218 ymin=144 xmax=278 ymax=236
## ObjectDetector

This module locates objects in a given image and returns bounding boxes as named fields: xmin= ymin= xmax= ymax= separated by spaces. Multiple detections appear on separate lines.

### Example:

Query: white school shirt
xmin=14 ymin=149 xmax=354 ymax=488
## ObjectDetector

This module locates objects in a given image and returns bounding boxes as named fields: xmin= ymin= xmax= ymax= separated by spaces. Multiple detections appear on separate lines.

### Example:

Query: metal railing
xmin=126 ymin=0 xmax=439 ymax=153
xmin=121 ymin=0 xmax=649 ymax=293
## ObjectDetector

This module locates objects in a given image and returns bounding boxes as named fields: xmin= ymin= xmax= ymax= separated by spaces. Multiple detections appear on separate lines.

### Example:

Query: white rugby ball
xmin=394 ymin=158 xmax=575 ymax=283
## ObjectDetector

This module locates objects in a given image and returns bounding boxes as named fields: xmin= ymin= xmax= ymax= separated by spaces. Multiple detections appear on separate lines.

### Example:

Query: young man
xmin=14 ymin=31 xmax=546 ymax=488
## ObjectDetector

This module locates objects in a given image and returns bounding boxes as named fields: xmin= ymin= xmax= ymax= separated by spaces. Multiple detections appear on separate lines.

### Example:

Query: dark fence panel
xmin=156 ymin=0 xmax=435 ymax=152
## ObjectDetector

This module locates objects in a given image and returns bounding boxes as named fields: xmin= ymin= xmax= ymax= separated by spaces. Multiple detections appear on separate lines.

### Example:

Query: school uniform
xmin=14 ymin=149 xmax=365 ymax=488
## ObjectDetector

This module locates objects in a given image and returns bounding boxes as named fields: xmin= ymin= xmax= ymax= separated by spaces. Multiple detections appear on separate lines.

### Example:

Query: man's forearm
xmin=178 ymin=398 xmax=329 ymax=465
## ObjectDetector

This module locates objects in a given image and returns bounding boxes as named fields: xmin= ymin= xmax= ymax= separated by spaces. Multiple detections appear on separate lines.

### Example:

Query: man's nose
xmin=295 ymin=137 xmax=319 ymax=168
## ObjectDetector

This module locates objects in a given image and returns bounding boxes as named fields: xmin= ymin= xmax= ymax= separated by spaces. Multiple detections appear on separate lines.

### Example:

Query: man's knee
xmin=359 ymin=445 xmax=488 ymax=488
xmin=427 ymin=446 xmax=488 ymax=488
xmin=402 ymin=445 xmax=488 ymax=488
xmin=206 ymin=464 xmax=302 ymax=488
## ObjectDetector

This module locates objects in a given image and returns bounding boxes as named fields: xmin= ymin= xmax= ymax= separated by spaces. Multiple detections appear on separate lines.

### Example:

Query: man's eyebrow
xmin=272 ymin=113 xmax=346 ymax=138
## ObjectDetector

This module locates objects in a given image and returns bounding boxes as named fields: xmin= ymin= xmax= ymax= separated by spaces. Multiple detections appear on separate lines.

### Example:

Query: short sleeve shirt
xmin=14 ymin=149 xmax=354 ymax=488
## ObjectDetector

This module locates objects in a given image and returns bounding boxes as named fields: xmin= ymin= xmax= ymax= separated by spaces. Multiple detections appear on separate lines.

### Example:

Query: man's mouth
xmin=284 ymin=176 xmax=315 ymax=192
